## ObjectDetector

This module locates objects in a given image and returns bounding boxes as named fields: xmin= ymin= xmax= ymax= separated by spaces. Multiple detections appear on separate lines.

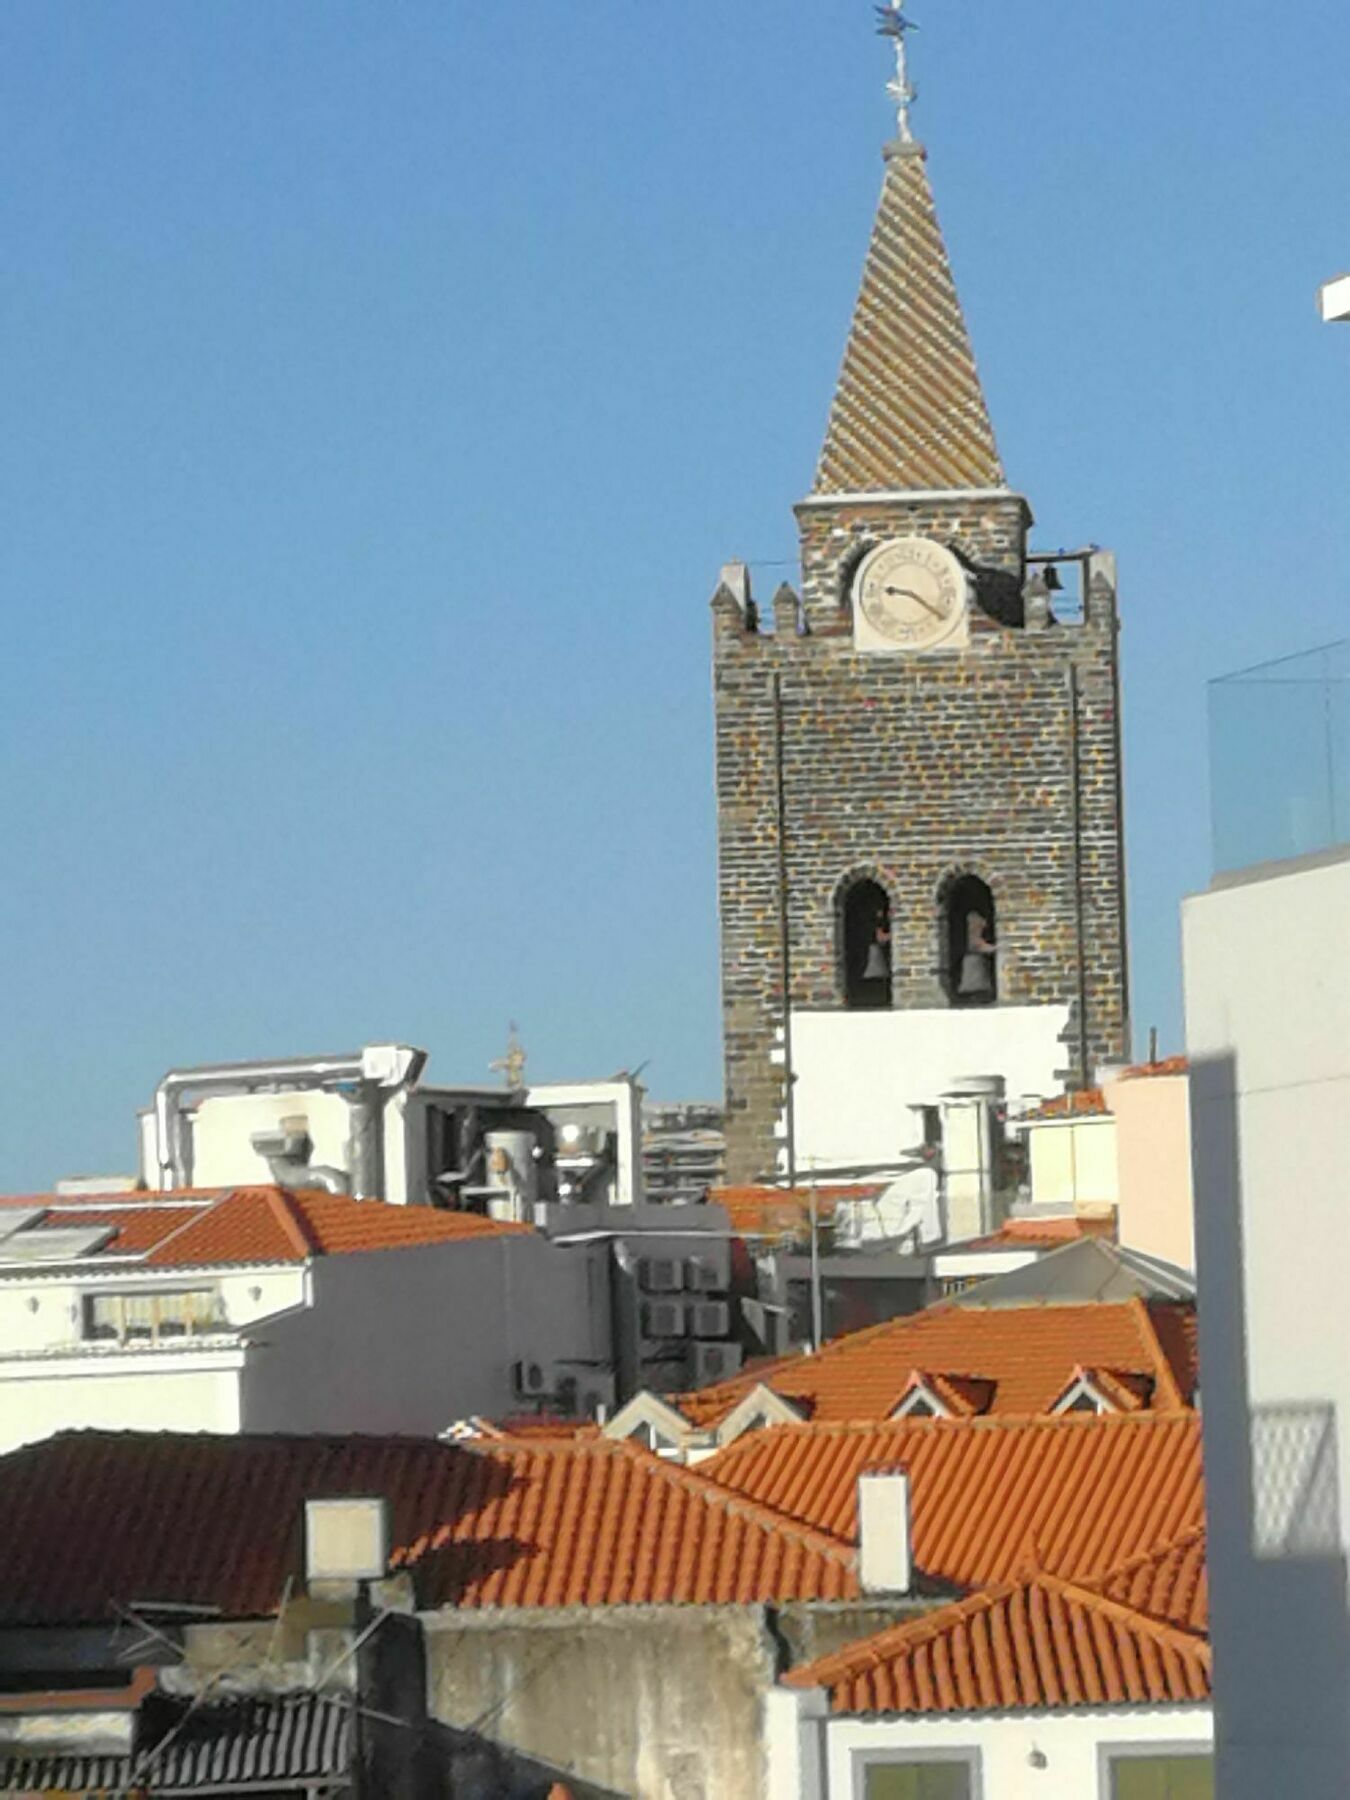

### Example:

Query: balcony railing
xmin=1209 ymin=639 xmax=1350 ymax=874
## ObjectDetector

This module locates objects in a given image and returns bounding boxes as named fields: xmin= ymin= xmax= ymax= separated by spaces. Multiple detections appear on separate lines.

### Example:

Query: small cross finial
xmin=874 ymin=0 xmax=918 ymax=143
xmin=490 ymin=1022 xmax=527 ymax=1091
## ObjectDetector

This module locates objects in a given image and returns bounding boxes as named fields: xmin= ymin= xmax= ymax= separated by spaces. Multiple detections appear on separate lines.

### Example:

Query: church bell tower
xmin=711 ymin=11 xmax=1129 ymax=1188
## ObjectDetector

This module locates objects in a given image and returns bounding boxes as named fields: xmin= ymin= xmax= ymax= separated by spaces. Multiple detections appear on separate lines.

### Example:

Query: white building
xmin=129 ymin=1041 xmax=645 ymax=1215
xmin=768 ymin=1475 xmax=1212 ymax=1798
xmin=0 ymin=1184 xmax=613 ymax=1452
xmin=1185 ymin=842 xmax=1350 ymax=1796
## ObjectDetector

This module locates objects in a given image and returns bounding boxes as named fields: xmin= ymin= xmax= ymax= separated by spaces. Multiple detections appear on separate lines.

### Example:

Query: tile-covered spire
xmin=814 ymin=140 xmax=1005 ymax=495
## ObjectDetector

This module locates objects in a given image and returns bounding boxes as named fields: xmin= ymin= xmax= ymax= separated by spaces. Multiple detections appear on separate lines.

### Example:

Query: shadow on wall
xmin=1191 ymin=1052 xmax=1350 ymax=1797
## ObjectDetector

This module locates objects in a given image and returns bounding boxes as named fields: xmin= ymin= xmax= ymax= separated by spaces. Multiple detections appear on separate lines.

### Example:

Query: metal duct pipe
xmin=152 ymin=1046 xmax=428 ymax=1192
xmin=250 ymin=1126 xmax=350 ymax=1196
xmin=345 ymin=1086 xmax=384 ymax=1202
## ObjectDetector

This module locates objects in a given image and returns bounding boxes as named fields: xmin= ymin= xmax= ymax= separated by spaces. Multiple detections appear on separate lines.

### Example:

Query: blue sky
xmin=2 ymin=3 xmax=1348 ymax=1188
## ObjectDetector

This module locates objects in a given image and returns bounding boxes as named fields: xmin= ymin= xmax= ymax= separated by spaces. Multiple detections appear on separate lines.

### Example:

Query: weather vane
xmin=874 ymin=0 xmax=918 ymax=143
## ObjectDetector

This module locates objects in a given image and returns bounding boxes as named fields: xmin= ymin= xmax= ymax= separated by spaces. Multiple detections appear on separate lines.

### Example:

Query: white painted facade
xmin=765 ymin=1689 xmax=1212 ymax=1797
xmin=1022 ymin=1113 xmax=1119 ymax=1210
xmin=789 ymin=1006 xmax=1070 ymax=1178
xmin=1183 ymin=845 xmax=1350 ymax=1796
xmin=0 ymin=1232 xmax=610 ymax=1453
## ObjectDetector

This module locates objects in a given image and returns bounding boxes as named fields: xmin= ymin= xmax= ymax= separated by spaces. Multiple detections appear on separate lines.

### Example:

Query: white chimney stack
xmin=858 ymin=1470 xmax=912 ymax=1594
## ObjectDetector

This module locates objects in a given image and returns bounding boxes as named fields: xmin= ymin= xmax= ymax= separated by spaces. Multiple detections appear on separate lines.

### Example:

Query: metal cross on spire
xmin=874 ymin=0 xmax=919 ymax=143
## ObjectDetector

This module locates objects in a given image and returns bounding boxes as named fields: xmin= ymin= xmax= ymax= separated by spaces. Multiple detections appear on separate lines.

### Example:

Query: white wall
xmin=1184 ymin=849 xmax=1350 ymax=1796
xmin=0 ymin=1265 xmax=303 ymax=1451
xmin=188 ymin=1090 xmax=356 ymax=1189
xmin=0 ymin=1350 xmax=243 ymax=1452
xmin=790 ymin=1007 xmax=1070 ymax=1175
xmin=1024 ymin=1116 xmax=1119 ymax=1210
xmin=766 ymin=1695 xmax=1211 ymax=1797
xmin=239 ymin=1234 xmax=612 ymax=1436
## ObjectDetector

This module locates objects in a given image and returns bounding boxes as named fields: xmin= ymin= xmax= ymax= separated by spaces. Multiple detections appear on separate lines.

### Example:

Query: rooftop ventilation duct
xmin=153 ymin=1044 xmax=428 ymax=1197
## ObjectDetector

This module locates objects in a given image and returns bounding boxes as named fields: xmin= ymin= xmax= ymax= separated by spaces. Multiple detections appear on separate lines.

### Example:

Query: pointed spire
xmin=814 ymin=142 xmax=1006 ymax=496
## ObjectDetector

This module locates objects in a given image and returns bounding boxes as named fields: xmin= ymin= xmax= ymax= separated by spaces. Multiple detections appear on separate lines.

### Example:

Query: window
xmin=941 ymin=874 xmax=997 ymax=1007
xmin=841 ymin=878 xmax=892 ymax=1009
xmin=861 ymin=1756 xmax=975 ymax=1799
xmin=1108 ymin=1752 xmax=1213 ymax=1799
xmin=84 ymin=1290 xmax=225 ymax=1345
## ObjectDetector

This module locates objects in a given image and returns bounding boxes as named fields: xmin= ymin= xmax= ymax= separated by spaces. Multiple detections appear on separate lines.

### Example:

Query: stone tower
xmin=712 ymin=133 xmax=1129 ymax=1189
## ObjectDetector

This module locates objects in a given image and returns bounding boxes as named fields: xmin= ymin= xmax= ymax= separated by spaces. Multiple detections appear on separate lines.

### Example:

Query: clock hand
xmin=884 ymin=583 xmax=945 ymax=619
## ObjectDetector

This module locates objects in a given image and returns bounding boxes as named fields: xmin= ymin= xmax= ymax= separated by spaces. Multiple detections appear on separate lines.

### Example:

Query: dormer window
xmin=892 ymin=1382 xmax=950 ymax=1420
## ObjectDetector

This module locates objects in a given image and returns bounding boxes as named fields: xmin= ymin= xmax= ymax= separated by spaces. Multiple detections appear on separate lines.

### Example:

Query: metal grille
xmin=1250 ymin=1400 xmax=1341 ymax=1557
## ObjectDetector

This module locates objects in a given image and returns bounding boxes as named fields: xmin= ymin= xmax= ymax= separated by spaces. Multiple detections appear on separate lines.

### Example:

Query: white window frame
xmin=851 ymin=1745 xmax=983 ymax=1800
xmin=1097 ymin=1738 xmax=1215 ymax=1799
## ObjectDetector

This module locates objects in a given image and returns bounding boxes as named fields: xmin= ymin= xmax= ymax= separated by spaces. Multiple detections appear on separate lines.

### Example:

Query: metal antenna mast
xmin=875 ymin=0 xmax=919 ymax=142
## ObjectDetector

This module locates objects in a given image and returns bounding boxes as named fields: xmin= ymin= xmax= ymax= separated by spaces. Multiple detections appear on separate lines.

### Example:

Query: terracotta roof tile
xmin=1121 ymin=1056 xmax=1190 ymax=1080
xmin=711 ymin=1185 xmax=882 ymax=1240
xmin=0 ymin=1187 xmax=529 ymax=1272
xmin=785 ymin=1568 xmax=1210 ymax=1714
xmin=675 ymin=1298 xmax=1190 ymax=1430
xmin=0 ymin=1431 xmax=858 ymax=1626
xmin=702 ymin=1411 xmax=1205 ymax=1590
xmin=1094 ymin=1526 xmax=1208 ymax=1635
xmin=1022 ymin=1090 xmax=1109 ymax=1121
xmin=815 ymin=144 xmax=1004 ymax=494
xmin=963 ymin=1215 xmax=1116 ymax=1252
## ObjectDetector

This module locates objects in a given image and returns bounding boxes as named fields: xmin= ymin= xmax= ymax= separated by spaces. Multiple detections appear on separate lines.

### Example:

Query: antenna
xmin=874 ymin=0 xmax=919 ymax=143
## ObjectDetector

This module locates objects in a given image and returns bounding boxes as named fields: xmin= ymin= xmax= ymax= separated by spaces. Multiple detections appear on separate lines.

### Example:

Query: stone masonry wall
xmin=713 ymin=517 xmax=1129 ymax=1186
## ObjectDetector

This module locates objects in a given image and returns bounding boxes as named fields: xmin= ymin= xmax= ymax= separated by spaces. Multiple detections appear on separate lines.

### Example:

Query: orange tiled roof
xmin=702 ymin=1411 xmax=1205 ymax=1590
xmin=711 ymin=1185 xmax=883 ymax=1239
xmin=963 ymin=1215 xmax=1116 ymax=1253
xmin=0 ymin=1187 xmax=529 ymax=1271
xmin=1096 ymin=1525 xmax=1208 ymax=1635
xmin=1122 ymin=1056 xmax=1190 ymax=1080
xmin=0 ymin=1431 xmax=857 ymax=1626
xmin=784 ymin=1566 xmax=1210 ymax=1715
xmin=673 ymin=1298 xmax=1194 ymax=1430
xmin=1022 ymin=1089 xmax=1109 ymax=1121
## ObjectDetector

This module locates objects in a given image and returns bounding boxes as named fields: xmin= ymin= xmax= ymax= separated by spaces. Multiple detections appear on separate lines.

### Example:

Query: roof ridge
xmin=600 ymin=1436 xmax=859 ymax=1567
xmin=1123 ymin=1292 xmax=1185 ymax=1410
xmin=713 ymin=1408 xmax=1199 ymax=1447
xmin=263 ymin=1186 xmax=321 ymax=1259
xmin=786 ymin=1564 xmax=1210 ymax=1695
xmin=1081 ymin=1521 xmax=1209 ymax=1590
xmin=140 ymin=1189 xmax=247 ymax=1265
xmin=1030 ymin=1569 xmax=1212 ymax=1661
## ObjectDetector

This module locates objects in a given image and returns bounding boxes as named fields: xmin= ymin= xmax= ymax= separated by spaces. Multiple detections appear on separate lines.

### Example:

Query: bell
xmin=957 ymin=951 xmax=993 ymax=996
xmin=863 ymin=942 xmax=890 ymax=981
xmin=1042 ymin=562 xmax=1064 ymax=592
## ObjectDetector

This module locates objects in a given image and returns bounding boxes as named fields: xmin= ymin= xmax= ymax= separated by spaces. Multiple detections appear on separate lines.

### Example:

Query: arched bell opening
xmin=840 ymin=877 xmax=892 ymax=1009
xmin=941 ymin=874 xmax=998 ymax=1007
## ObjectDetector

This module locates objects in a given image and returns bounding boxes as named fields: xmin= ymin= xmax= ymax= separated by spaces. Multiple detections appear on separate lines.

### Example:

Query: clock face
xmin=854 ymin=537 xmax=966 ymax=650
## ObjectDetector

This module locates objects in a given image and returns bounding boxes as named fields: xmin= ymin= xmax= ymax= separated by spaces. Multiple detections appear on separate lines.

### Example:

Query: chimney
xmin=858 ymin=1470 xmax=912 ymax=1594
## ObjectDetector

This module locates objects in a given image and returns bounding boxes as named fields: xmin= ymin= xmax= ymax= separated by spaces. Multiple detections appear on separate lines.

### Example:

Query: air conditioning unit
xmin=640 ymin=1257 xmax=684 ymax=1294
xmin=690 ymin=1341 xmax=743 ymax=1386
xmin=511 ymin=1359 xmax=553 ymax=1399
xmin=642 ymin=1298 xmax=687 ymax=1339
xmin=684 ymin=1256 xmax=723 ymax=1294
xmin=689 ymin=1300 xmax=731 ymax=1340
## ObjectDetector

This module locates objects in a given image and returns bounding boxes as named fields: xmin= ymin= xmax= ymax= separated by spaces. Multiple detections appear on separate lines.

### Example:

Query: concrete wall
xmin=425 ymin=1606 xmax=774 ymax=1800
xmin=791 ymin=1007 xmax=1068 ymax=1179
xmin=1184 ymin=848 xmax=1350 ymax=1796
xmin=1107 ymin=1073 xmax=1194 ymax=1271
xmin=766 ymin=1696 xmax=1212 ymax=1798
xmin=241 ymin=1234 xmax=611 ymax=1436
xmin=1024 ymin=1115 xmax=1119 ymax=1210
